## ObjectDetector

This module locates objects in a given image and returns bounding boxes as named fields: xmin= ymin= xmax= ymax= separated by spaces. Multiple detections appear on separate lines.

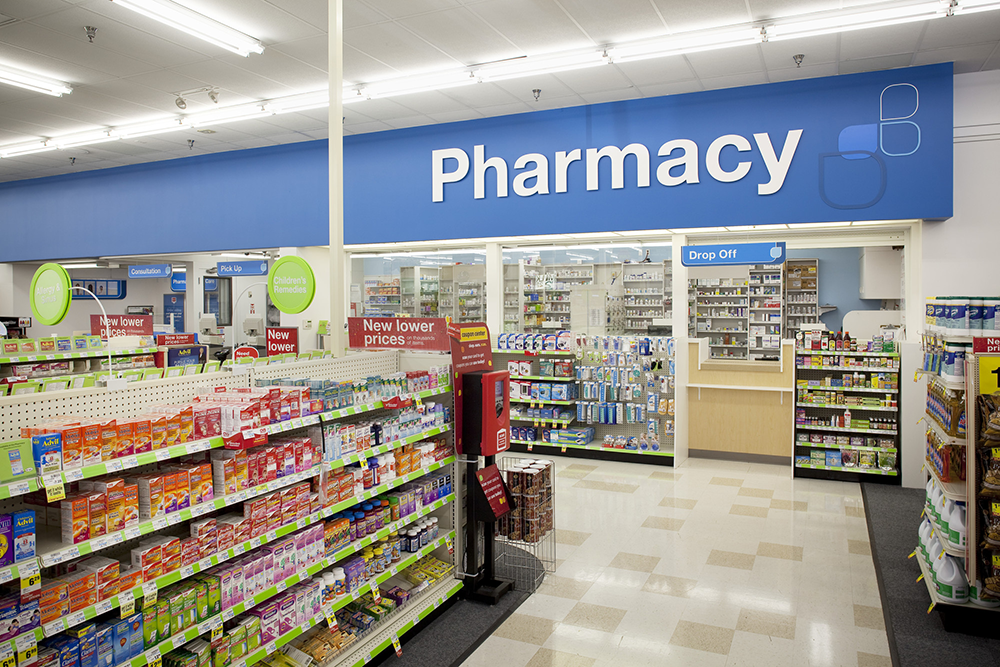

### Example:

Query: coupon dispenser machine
xmin=462 ymin=369 xmax=515 ymax=604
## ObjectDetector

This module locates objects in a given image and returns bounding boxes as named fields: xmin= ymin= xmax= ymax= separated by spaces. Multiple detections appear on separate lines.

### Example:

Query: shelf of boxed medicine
xmin=796 ymin=364 xmax=899 ymax=372
xmin=324 ymin=577 xmax=464 ymax=667
xmin=24 ymin=456 xmax=456 ymax=660
xmin=508 ymin=375 xmax=574 ymax=382
xmin=50 ymin=437 xmax=224 ymax=486
xmin=795 ymin=402 xmax=897 ymax=412
xmin=796 ymin=424 xmax=898 ymax=435
xmin=0 ymin=347 xmax=159 ymax=365
xmin=798 ymin=386 xmax=898 ymax=395
xmin=510 ymin=416 xmax=575 ymax=427
xmin=511 ymin=439 xmax=671 ymax=457
xmin=509 ymin=398 xmax=575 ymax=406
xmin=793 ymin=461 xmax=898 ymax=476
xmin=131 ymin=528 xmax=455 ymax=667
xmin=925 ymin=459 xmax=966 ymax=502
xmin=795 ymin=441 xmax=897 ymax=453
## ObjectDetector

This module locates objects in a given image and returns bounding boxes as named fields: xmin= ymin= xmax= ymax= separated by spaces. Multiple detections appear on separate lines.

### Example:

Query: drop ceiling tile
xmin=0 ymin=111 xmax=92 ymax=138
xmin=839 ymin=23 xmax=924 ymax=60
xmin=345 ymin=22 xmax=460 ymax=73
xmin=228 ymin=136 xmax=281 ymax=149
xmin=259 ymin=132 xmax=317 ymax=144
xmin=431 ymin=82 xmax=518 ymax=107
xmin=267 ymin=0 xmax=330 ymax=31
xmin=685 ymin=44 xmax=763 ymax=78
xmin=385 ymin=115 xmax=436 ymax=129
xmin=839 ymin=53 xmax=915 ymax=74
xmin=0 ymin=40 xmax=117 ymax=86
xmin=748 ymin=0 xmax=841 ymax=22
xmin=0 ymin=22 xmax=154 ymax=78
xmin=766 ymin=62 xmax=838 ymax=81
xmin=985 ymin=48 xmax=1000 ymax=71
xmin=426 ymin=109 xmax=484 ymax=124
xmin=163 ymin=0 xmax=322 ymax=44
xmin=552 ymin=65 xmax=632 ymax=95
xmin=467 ymin=0 xmax=591 ymax=54
xmin=343 ymin=120 xmax=395 ymax=133
xmin=913 ymin=43 xmax=996 ymax=74
xmin=527 ymin=93 xmax=585 ymax=111
xmin=557 ymin=0 xmax=667 ymax=43
xmin=273 ymin=35 xmax=327 ymax=72
xmin=490 ymin=73 xmax=578 ymax=103
xmin=652 ymin=0 xmax=751 ymax=32
xmin=398 ymin=7 xmax=519 ymax=65
xmin=215 ymin=49 xmax=327 ymax=92
xmin=0 ymin=86 xmax=45 ymax=105
xmin=348 ymin=98 xmax=423 ymax=121
xmin=612 ymin=57 xmax=696 ymax=87
xmin=259 ymin=112 xmax=326 ymax=132
xmin=474 ymin=101 xmax=534 ymax=118
xmin=308 ymin=127 xmax=329 ymax=139
xmin=0 ymin=0 xmax=70 ymax=20
xmin=921 ymin=12 xmax=1000 ymax=51
xmin=636 ymin=80 xmax=704 ymax=98
xmin=359 ymin=0 xmax=461 ymax=20
xmin=383 ymin=90 xmax=471 ymax=115
xmin=170 ymin=59 xmax=297 ymax=99
xmin=295 ymin=107 xmax=330 ymax=124
xmin=760 ymin=33 xmax=839 ymax=69
xmin=81 ymin=1 xmax=225 ymax=58
xmin=342 ymin=44 xmax=408 ymax=85
xmin=2 ymin=98 xmax=128 ymax=127
xmin=700 ymin=71 xmax=769 ymax=91
xmin=344 ymin=108 xmax=375 ymax=124
xmin=580 ymin=88 xmax=642 ymax=105
xmin=30 ymin=6 xmax=209 ymax=69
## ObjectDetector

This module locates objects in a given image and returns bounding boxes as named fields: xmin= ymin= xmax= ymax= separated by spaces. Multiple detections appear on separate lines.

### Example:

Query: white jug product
xmin=925 ymin=478 xmax=936 ymax=514
xmin=941 ymin=499 xmax=956 ymax=537
xmin=936 ymin=556 xmax=969 ymax=603
xmin=970 ymin=581 xmax=1000 ymax=608
xmin=918 ymin=519 xmax=934 ymax=557
xmin=949 ymin=502 xmax=967 ymax=549
xmin=928 ymin=538 xmax=944 ymax=576
xmin=931 ymin=485 xmax=945 ymax=525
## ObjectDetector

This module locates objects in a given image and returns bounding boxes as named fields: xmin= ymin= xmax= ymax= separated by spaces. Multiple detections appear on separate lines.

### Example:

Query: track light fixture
xmin=175 ymin=96 xmax=187 ymax=109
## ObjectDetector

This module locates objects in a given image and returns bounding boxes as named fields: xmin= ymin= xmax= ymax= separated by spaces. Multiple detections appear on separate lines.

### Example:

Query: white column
xmin=328 ymin=0 xmax=347 ymax=355
xmin=485 ymin=243 xmax=503 ymax=339
xmin=0 ymin=264 xmax=14 ymax=314
xmin=671 ymin=236 xmax=689 ymax=465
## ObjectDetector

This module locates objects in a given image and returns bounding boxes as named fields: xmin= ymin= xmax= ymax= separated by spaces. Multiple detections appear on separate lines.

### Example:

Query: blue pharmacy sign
xmin=171 ymin=273 xmax=186 ymax=293
xmin=217 ymin=260 xmax=268 ymax=277
xmin=682 ymin=242 xmax=786 ymax=267
xmin=128 ymin=264 xmax=171 ymax=279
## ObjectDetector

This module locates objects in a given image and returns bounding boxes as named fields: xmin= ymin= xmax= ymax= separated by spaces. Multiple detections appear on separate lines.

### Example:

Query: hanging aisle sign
xmin=681 ymin=242 xmax=786 ymax=267
xmin=128 ymin=264 xmax=171 ymax=279
xmin=29 ymin=263 xmax=72 ymax=326
xmin=267 ymin=257 xmax=315 ymax=314
xmin=217 ymin=261 xmax=268 ymax=277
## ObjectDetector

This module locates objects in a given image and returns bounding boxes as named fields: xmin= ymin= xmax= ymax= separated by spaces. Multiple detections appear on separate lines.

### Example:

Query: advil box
xmin=31 ymin=434 xmax=62 ymax=474
xmin=12 ymin=509 xmax=35 ymax=563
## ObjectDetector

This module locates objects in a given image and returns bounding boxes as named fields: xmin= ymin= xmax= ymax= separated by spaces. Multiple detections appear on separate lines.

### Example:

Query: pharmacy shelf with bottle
xmin=0 ymin=354 xmax=461 ymax=666
xmin=362 ymin=278 xmax=400 ymax=318
xmin=622 ymin=261 xmax=671 ymax=334
xmin=793 ymin=330 xmax=901 ymax=483
xmin=496 ymin=331 xmax=674 ymax=465
xmin=689 ymin=278 xmax=749 ymax=360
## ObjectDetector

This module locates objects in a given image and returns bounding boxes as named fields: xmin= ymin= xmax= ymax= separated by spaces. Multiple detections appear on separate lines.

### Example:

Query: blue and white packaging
xmin=12 ymin=510 xmax=34 ymax=562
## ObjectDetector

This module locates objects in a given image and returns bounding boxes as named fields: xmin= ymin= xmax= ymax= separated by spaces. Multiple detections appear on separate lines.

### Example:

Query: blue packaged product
xmin=17 ymin=598 xmax=39 ymax=636
xmin=112 ymin=619 xmax=131 ymax=666
xmin=95 ymin=624 xmax=114 ymax=667
xmin=67 ymin=623 xmax=97 ymax=667
xmin=0 ymin=595 xmax=18 ymax=641
xmin=46 ymin=636 xmax=79 ymax=667
xmin=128 ymin=612 xmax=143 ymax=659
xmin=31 ymin=433 xmax=62 ymax=475
xmin=12 ymin=510 xmax=35 ymax=563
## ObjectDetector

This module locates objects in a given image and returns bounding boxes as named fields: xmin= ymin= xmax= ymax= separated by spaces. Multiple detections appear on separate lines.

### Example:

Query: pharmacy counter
xmin=687 ymin=339 xmax=794 ymax=463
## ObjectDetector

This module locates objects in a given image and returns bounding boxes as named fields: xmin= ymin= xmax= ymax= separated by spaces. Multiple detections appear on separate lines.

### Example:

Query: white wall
xmin=922 ymin=69 xmax=1000 ymax=295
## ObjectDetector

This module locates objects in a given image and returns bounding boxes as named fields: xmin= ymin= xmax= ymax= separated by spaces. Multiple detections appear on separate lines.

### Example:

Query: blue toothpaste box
xmin=67 ymin=623 xmax=97 ymax=667
xmin=12 ymin=510 xmax=35 ymax=563
xmin=31 ymin=433 xmax=62 ymax=475
xmin=95 ymin=624 xmax=114 ymax=667
xmin=112 ymin=619 xmax=131 ymax=666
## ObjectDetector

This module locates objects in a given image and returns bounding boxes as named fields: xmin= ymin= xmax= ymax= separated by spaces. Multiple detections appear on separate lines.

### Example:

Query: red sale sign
xmin=266 ymin=328 xmax=298 ymax=356
xmin=347 ymin=317 xmax=449 ymax=350
xmin=973 ymin=338 xmax=1000 ymax=354
xmin=90 ymin=314 xmax=153 ymax=338
xmin=233 ymin=346 xmax=260 ymax=360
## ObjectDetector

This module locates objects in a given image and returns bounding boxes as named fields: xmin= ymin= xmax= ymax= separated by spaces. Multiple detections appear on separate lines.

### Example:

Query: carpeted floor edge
xmin=862 ymin=483 xmax=902 ymax=667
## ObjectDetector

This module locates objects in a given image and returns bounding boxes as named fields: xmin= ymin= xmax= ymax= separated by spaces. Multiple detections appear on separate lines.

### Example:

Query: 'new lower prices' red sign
xmin=348 ymin=317 xmax=449 ymax=350
xmin=90 ymin=314 xmax=153 ymax=338
xmin=266 ymin=328 xmax=298 ymax=356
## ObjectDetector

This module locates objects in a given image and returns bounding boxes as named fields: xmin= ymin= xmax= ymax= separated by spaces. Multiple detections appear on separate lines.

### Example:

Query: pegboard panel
xmin=251 ymin=350 xmax=400 ymax=383
xmin=0 ymin=372 xmax=247 ymax=442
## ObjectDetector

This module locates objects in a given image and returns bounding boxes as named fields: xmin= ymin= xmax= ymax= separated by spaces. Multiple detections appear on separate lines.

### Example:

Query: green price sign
xmin=29 ymin=263 xmax=72 ymax=326
xmin=268 ymin=256 xmax=316 ymax=314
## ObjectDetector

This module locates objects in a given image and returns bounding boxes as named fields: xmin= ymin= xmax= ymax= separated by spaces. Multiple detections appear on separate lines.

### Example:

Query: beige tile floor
xmin=460 ymin=455 xmax=890 ymax=667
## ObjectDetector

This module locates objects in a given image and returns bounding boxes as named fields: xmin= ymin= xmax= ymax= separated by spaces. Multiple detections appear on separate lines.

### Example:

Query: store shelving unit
xmin=0 ymin=346 xmax=159 ymax=384
xmin=363 ymin=276 xmax=401 ymax=317
xmin=785 ymin=259 xmax=820 ymax=338
xmin=622 ymin=261 xmax=672 ymax=334
xmin=690 ymin=278 xmax=749 ymax=360
xmin=793 ymin=347 xmax=901 ymax=484
xmin=503 ymin=263 xmax=522 ymax=333
xmin=400 ymin=267 xmax=439 ymax=317
xmin=0 ymin=351 xmax=463 ymax=663
xmin=522 ymin=263 xmax=593 ymax=332
xmin=749 ymin=264 xmax=783 ymax=360
xmin=439 ymin=264 xmax=486 ymax=323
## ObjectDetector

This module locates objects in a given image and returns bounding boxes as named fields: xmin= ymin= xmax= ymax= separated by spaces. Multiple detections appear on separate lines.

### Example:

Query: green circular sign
xmin=29 ymin=263 xmax=72 ymax=326
xmin=268 ymin=256 xmax=316 ymax=314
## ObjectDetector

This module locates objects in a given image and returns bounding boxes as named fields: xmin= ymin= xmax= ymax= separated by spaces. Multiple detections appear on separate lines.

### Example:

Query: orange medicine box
xmin=123 ymin=483 xmax=139 ymax=528
xmin=174 ymin=468 xmax=191 ymax=510
xmin=80 ymin=421 xmax=102 ymax=467
xmin=130 ymin=418 xmax=152 ymax=454
xmin=115 ymin=421 xmax=135 ymax=459
xmin=146 ymin=536 xmax=180 ymax=574
xmin=41 ymin=599 xmax=69 ymax=625
xmin=176 ymin=406 xmax=194 ymax=443
xmin=40 ymin=579 xmax=68 ymax=608
xmin=58 ymin=569 xmax=96 ymax=600
xmin=100 ymin=419 xmax=117 ymax=461
xmin=243 ymin=498 xmax=267 ymax=522
xmin=85 ymin=492 xmax=107 ymax=538
xmin=56 ymin=425 xmax=83 ymax=470
xmin=131 ymin=542 xmax=162 ymax=582
xmin=147 ymin=414 xmax=166 ymax=451
xmin=131 ymin=474 xmax=164 ymax=519
xmin=164 ymin=412 xmax=180 ymax=448
xmin=69 ymin=590 xmax=98 ymax=612
xmin=75 ymin=555 xmax=120 ymax=589
xmin=212 ymin=458 xmax=236 ymax=497
xmin=61 ymin=495 xmax=90 ymax=544
xmin=195 ymin=463 xmax=213 ymax=505
xmin=118 ymin=565 xmax=142 ymax=591
xmin=84 ymin=479 xmax=124 ymax=533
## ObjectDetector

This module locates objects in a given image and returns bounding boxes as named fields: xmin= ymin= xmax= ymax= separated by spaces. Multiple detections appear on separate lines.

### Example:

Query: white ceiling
xmin=0 ymin=0 xmax=997 ymax=183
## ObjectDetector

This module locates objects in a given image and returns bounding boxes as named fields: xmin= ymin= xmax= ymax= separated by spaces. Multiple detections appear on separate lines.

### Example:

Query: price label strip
xmin=392 ymin=635 xmax=402 ymax=657
xmin=370 ymin=582 xmax=381 ymax=604
xmin=20 ymin=559 xmax=41 ymax=596
xmin=43 ymin=472 xmax=66 ymax=503
xmin=0 ymin=640 xmax=14 ymax=667
xmin=15 ymin=632 xmax=38 ymax=666
xmin=120 ymin=590 xmax=136 ymax=617
xmin=142 ymin=581 xmax=158 ymax=607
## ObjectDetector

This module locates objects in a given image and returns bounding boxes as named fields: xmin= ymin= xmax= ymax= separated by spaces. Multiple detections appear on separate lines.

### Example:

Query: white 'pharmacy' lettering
xmin=431 ymin=130 xmax=803 ymax=202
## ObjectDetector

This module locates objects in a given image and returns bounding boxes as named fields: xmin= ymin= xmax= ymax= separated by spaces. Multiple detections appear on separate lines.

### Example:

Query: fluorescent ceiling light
xmin=110 ymin=0 xmax=264 ymax=57
xmin=55 ymin=130 xmax=119 ymax=149
xmin=187 ymin=105 xmax=273 ymax=127
xmin=476 ymin=51 xmax=608 ymax=83
xmin=63 ymin=263 xmax=104 ymax=269
xmin=117 ymin=118 xmax=187 ymax=139
xmin=669 ymin=227 xmax=730 ymax=234
xmin=268 ymin=91 xmax=329 ymax=114
xmin=765 ymin=1 xmax=949 ymax=41
xmin=0 ymin=63 xmax=72 ymax=97
xmin=725 ymin=224 xmax=790 ymax=231
xmin=954 ymin=0 xmax=1000 ymax=13
xmin=850 ymin=220 xmax=908 ymax=226
xmin=359 ymin=70 xmax=477 ymax=100
xmin=0 ymin=142 xmax=56 ymax=158
xmin=610 ymin=27 xmax=762 ymax=63
xmin=787 ymin=221 xmax=853 ymax=228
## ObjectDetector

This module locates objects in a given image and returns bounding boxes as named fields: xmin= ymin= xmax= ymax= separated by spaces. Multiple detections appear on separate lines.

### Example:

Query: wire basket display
xmin=494 ymin=456 xmax=556 ymax=593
